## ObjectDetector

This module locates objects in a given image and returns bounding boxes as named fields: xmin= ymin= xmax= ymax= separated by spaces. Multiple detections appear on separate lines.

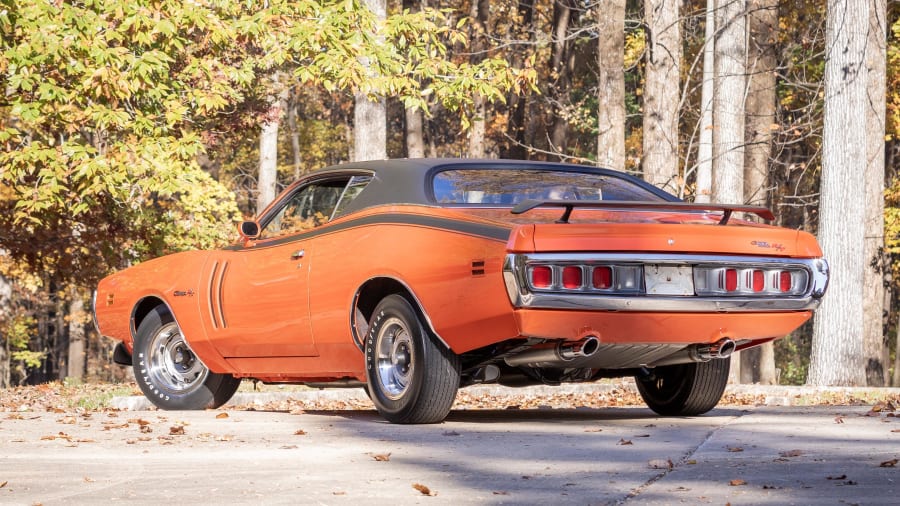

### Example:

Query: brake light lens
xmin=592 ymin=266 xmax=612 ymax=289
xmin=562 ymin=266 xmax=582 ymax=289
xmin=531 ymin=266 xmax=552 ymax=288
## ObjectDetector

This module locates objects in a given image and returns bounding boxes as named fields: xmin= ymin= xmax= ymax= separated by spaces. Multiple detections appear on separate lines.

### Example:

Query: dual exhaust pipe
xmin=503 ymin=336 xmax=736 ymax=369
xmin=504 ymin=336 xmax=601 ymax=368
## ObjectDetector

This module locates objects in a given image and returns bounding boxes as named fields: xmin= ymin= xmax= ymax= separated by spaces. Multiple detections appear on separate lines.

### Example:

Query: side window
xmin=259 ymin=178 xmax=350 ymax=239
xmin=332 ymin=175 xmax=373 ymax=219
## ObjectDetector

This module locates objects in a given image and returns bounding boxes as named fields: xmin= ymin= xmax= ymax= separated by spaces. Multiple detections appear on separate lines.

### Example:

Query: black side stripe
xmin=223 ymin=213 xmax=512 ymax=251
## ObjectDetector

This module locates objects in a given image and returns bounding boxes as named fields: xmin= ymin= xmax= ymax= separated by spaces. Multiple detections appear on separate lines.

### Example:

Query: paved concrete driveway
xmin=1 ymin=399 xmax=897 ymax=505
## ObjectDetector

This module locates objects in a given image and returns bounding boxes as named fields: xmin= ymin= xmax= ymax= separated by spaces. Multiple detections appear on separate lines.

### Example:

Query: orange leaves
xmin=412 ymin=483 xmax=436 ymax=496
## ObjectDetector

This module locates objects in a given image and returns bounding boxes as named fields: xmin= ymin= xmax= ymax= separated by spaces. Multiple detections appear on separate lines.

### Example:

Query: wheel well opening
xmin=353 ymin=278 xmax=419 ymax=351
xmin=132 ymin=297 xmax=166 ymax=338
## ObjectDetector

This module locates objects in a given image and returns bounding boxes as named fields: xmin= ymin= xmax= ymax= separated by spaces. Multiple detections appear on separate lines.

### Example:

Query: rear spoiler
xmin=510 ymin=200 xmax=775 ymax=225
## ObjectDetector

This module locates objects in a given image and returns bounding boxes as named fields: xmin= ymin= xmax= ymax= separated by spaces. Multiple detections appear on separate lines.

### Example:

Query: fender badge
xmin=173 ymin=289 xmax=195 ymax=297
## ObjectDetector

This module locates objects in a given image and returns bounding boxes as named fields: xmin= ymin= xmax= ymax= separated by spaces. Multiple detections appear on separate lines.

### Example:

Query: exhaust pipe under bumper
xmin=648 ymin=338 xmax=736 ymax=368
xmin=504 ymin=336 xmax=601 ymax=368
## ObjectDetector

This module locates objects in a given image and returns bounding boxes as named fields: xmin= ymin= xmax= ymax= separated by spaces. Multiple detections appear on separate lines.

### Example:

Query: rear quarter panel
xmin=308 ymin=205 xmax=520 ymax=355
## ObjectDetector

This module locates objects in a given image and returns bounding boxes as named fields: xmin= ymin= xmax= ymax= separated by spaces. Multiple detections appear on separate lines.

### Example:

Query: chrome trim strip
xmin=208 ymin=261 xmax=220 ymax=328
xmin=217 ymin=261 xmax=229 ymax=328
xmin=503 ymin=253 xmax=829 ymax=312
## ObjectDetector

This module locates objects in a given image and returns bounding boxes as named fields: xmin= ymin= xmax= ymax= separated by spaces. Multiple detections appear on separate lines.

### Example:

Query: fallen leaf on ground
xmin=493 ymin=490 xmax=509 ymax=495
xmin=827 ymin=474 xmax=847 ymax=480
xmin=216 ymin=413 xmax=229 ymax=419
xmin=83 ymin=477 xmax=95 ymax=483
xmin=369 ymin=453 xmax=391 ymax=462
xmin=412 ymin=483 xmax=436 ymax=496
xmin=169 ymin=426 xmax=185 ymax=435
xmin=279 ymin=445 xmax=298 ymax=450
xmin=0 ymin=481 xmax=7 ymax=488
xmin=880 ymin=459 xmax=898 ymax=468
xmin=834 ymin=416 xmax=844 ymax=424
xmin=442 ymin=430 xmax=460 ymax=436
xmin=648 ymin=459 xmax=673 ymax=470
xmin=584 ymin=427 xmax=603 ymax=433
xmin=294 ymin=429 xmax=307 ymax=435
xmin=779 ymin=450 xmax=803 ymax=458
xmin=729 ymin=479 xmax=747 ymax=486
xmin=618 ymin=439 xmax=633 ymax=445
xmin=727 ymin=446 xmax=744 ymax=452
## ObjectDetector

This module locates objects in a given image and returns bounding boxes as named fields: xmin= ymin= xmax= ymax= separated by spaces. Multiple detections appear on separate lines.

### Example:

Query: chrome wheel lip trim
xmin=376 ymin=317 xmax=414 ymax=401
xmin=147 ymin=322 xmax=209 ymax=394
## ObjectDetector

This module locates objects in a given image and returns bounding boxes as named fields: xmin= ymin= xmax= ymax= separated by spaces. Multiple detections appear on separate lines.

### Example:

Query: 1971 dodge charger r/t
xmin=93 ymin=159 xmax=828 ymax=423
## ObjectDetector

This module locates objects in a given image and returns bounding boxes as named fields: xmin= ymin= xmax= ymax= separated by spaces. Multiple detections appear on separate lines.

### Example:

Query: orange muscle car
xmin=93 ymin=159 xmax=828 ymax=423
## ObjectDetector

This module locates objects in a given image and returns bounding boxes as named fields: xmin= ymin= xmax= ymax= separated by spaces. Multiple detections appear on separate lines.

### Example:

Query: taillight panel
xmin=505 ymin=253 xmax=828 ymax=312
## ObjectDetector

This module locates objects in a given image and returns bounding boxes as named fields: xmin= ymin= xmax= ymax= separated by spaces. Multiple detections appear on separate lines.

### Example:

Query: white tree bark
xmin=405 ymin=107 xmax=425 ymax=158
xmin=596 ymin=0 xmax=626 ymax=171
xmin=712 ymin=0 xmax=747 ymax=206
xmin=711 ymin=0 xmax=746 ymax=384
xmin=0 ymin=268 xmax=11 ymax=388
xmin=257 ymin=74 xmax=288 ymax=214
xmin=808 ymin=0 xmax=869 ymax=387
xmin=354 ymin=0 xmax=387 ymax=162
xmin=863 ymin=0 xmax=887 ymax=386
xmin=66 ymin=292 xmax=85 ymax=381
xmin=642 ymin=0 xmax=682 ymax=192
xmin=695 ymin=0 xmax=716 ymax=204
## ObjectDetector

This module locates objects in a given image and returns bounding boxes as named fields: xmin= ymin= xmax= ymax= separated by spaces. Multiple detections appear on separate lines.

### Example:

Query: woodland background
xmin=1 ymin=0 xmax=898 ymax=388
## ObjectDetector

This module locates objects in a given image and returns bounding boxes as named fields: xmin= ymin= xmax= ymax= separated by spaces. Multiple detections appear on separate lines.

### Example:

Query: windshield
xmin=432 ymin=169 xmax=666 ymax=205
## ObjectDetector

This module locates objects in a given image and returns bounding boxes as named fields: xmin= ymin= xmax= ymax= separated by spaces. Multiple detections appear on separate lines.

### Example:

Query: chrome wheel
xmin=146 ymin=321 xmax=208 ymax=395
xmin=375 ymin=316 xmax=415 ymax=400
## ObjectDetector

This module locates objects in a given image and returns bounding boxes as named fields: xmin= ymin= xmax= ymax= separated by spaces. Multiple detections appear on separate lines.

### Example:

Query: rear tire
xmin=365 ymin=295 xmax=460 ymax=424
xmin=635 ymin=356 xmax=730 ymax=416
xmin=133 ymin=306 xmax=240 ymax=410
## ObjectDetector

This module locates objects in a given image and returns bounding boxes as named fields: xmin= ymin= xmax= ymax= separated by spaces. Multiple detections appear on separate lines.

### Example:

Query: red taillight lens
xmin=592 ymin=266 xmax=612 ymax=289
xmin=752 ymin=270 xmax=764 ymax=292
xmin=725 ymin=269 xmax=737 ymax=292
xmin=780 ymin=271 xmax=792 ymax=292
xmin=531 ymin=266 xmax=552 ymax=288
xmin=562 ymin=266 xmax=582 ymax=289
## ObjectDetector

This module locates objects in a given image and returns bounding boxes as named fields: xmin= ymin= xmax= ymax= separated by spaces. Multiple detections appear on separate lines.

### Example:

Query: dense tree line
xmin=1 ymin=0 xmax=898 ymax=388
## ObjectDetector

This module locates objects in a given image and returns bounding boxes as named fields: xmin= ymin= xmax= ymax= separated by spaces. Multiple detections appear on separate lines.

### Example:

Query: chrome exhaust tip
xmin=695 ymin=338 xmax=735 ymax=361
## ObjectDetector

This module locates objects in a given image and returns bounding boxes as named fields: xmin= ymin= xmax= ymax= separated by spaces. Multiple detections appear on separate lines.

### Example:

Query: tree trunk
xmin=694 ymin=0 xmax=716 ymax=204
xmin=468 ymin=0 xmax=490 ymax=158
xmin=287 ymin=89 xmax=303 ymax=180
xmin=741 ymin=0 xmax=778 ymax=384
xmin=743 ymin=0 xmax=776 ymax=208
xmin=711 ymin=0 xmax=746 ymax=384
xmin=808 ymin=0 xmax=869 ymax=387
xmin=596 ymin=0 xmax=626 ymax=170
xmin=642 ymin=0 xmax=682 ymax=192
xmin=402 ymin=0 xmax=426 ymax=159
xmin=503 ymin=0 xmax=535 ymax=160
xmin=354 ymin=0 xmax=387 ymax=162
xmin=0 ymin=270 xmax=11 ymax=388
xmin=66 ymin=291 xmax=85 ymax=381
xmin=548 ymin=1 xmax=576 ymax=158
xmin=862 ymin=0 xmax=888 ymax=387
xmin=405 ymin=107 xmax=425 ymax=158
xmin=258 ymin=74 xmax=288 ymax=214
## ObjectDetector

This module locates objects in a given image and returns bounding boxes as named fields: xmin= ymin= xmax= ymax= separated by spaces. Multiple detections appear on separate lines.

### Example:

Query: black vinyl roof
xmin=305 ymin=158 xmax=678 ymax=217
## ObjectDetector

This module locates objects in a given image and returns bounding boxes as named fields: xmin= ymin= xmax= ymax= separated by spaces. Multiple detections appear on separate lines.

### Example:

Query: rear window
xmin=432 ymin=169 xmax=666 ymax=205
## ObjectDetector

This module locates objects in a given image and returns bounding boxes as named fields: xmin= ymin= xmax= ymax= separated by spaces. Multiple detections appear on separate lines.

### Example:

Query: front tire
xmin=635 ymin=356 xmax=730 ymax=416
xmin=365 ymin=295 xmax=460 ymax=424
xmin=133 ymin=306 xmax=240 ymax=410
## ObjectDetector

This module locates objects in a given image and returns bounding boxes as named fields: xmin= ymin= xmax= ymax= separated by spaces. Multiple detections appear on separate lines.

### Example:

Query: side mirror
xmin=239 ymin=221 xmax=260 ymax=240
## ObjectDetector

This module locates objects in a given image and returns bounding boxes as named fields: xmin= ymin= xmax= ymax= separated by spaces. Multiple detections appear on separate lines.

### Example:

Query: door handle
xmin=291 ymin=249 xmax=305 ymax=260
